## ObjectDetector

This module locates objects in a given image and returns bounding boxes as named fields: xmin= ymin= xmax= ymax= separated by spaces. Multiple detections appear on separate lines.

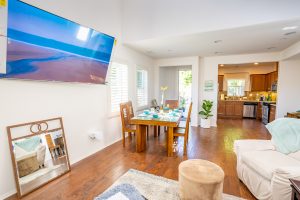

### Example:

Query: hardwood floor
xmin=8 ymin=118 xmax=270 ymax=200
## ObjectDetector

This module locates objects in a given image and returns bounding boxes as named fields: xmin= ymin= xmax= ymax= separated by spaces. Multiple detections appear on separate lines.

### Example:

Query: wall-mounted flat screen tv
xmin=0 ymin=0 xmax=115 ymax=84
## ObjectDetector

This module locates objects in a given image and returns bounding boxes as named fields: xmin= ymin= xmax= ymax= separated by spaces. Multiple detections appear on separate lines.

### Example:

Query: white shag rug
xmin=100 ymin=169 xmax=245 ymax=200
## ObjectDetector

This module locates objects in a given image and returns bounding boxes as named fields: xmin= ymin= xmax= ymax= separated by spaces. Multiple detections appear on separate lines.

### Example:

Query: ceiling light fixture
xmin=220 ymin=64 xmax=224 ymax=67
xmin=254 ymin=62 xmax=259 ymax=65
xmin=214 ymin=51 xmax=223 ymax=55
xmin=282 ymin=26 xmax=298 ymax=31
xmin=284 ymin=31 xmax=297 ymax=36
xmin=267 ymin=47 xmax=276 ymax=50
xmin=214 ymin=40 xmax=222 ymax=44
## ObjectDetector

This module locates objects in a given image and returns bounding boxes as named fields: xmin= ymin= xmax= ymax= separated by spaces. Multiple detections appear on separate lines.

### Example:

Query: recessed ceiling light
xmin=214 ymin=51 xmax=223 ymax=55
xmin=167 ymin=49 xmax=172 ymax=52
xmin=254 ymin=62 xmax=259 ymax=65
xmin=282 ymin=26 xmax=298 ymax=31
xmin=284 ymin=31 xmax=297 ymax=36
xmin=280 ymin=37 xmax=288 ymax=40
xmin=267 ymin=47 xmax=276 ymax=50
xmin=220 ymin=64 xmax=224 ymax=67
xmin=214 ymin=40 xmax=222 ymax=44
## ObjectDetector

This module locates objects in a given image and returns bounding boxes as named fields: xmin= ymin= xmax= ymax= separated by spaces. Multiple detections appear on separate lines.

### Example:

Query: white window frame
xmin=227 ymin=79 xmax=246 ymax=97
xmin=136 ymin=69 xmax=148 ymax=109
xmin=108 ymin=62 xmax=129 ymax=115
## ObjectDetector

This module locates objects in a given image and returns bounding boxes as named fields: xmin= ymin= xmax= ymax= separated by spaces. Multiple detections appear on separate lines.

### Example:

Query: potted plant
xmin=199 ymin=100 xmax=213 ymax=128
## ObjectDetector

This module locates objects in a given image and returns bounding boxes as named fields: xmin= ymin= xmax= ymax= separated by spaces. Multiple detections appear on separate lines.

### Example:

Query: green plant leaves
xmin=199 ymin=100 xmax=213 ymax=119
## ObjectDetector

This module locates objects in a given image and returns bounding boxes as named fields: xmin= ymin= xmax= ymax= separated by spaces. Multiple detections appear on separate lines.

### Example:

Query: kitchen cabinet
xmin=265 ymin=71 xmax=278 ymax=91
xmin=269 ymin=104 xmax=276 ymax=122
xmin=217 ymin=101 xmax=226 ymax=116
xmin=250 ymin=74 xmax=266 ymax=91
xmin=218 ymin=75 xmax=224 ymax=91
xmin=218 ymin=101 xmax=243 ymax=118
xmin=265 ymin=73 xmax=271 ymax=91
xmin=256 ymin=102 xmax=262 ymax=120
xmin=234 ymin=101 xmax=244 ymax=117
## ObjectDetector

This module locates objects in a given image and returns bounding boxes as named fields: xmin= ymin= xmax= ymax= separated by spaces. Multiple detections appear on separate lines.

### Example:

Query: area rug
xmin=95 ymin=169 xmax=244 ymax=200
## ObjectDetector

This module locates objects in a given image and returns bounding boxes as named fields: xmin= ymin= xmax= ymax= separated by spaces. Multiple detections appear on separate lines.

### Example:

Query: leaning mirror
xmin=7 ymin=117 xmax=71 ymax=198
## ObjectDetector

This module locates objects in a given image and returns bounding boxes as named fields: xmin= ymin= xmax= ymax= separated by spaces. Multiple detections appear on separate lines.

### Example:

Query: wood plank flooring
xmin=8 ymin=118 xmax=270 ymax=200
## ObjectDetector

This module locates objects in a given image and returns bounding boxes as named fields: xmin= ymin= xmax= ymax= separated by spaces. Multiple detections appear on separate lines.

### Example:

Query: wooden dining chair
xmin=120 ymin=101 xmax=148 ymax=147
xmin=45 ymin=134 xmax=62 ymax=159
xmin=120 ymin=102 xmax=136 ymax=147
xmin=173 ymin=102 xmax=193 ymax=155
xmin=165 ymin=100 xmax=179 ymax=109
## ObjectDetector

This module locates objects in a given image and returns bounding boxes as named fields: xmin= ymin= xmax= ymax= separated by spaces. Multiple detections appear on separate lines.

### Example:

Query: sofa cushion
xmin=241 ymin=150 xmax=300 ymax=180
xmin=289 ymin=151 xmax=300 ymax=162
xmin=266 ymin=118 xmax=300 ymax=154
xmin=234 ymin=140 xmax=275 ymax=156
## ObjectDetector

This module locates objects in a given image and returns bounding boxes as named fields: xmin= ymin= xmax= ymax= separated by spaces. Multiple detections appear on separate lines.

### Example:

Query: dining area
xmin=120 ymin=100 xmax=192 ymax=157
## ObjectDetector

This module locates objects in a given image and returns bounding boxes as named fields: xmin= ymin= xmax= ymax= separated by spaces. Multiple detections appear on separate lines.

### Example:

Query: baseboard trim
xmin=2 ymin=189 xmax=17 ymax=200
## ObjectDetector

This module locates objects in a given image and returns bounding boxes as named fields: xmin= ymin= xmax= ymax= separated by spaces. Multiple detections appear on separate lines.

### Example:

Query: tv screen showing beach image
xmin=0 ymin=0 xmax=115 ymax=84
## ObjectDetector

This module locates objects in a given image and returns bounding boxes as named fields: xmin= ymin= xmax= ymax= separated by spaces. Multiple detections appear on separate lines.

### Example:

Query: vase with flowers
xmin=160 ymin=86 xmax=168 ymax=107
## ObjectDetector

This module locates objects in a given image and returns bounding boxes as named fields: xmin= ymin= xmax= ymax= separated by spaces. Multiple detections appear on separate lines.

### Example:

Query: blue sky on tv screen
xmin=8 ymin=0 xmax=115 ymax=63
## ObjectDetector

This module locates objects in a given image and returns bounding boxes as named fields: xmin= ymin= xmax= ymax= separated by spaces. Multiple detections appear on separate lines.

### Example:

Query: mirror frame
xmin=7 ymin=117 xmax=71 ymax=198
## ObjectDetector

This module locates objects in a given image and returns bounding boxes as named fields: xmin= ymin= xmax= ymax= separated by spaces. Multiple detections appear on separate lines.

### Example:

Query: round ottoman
xmin=179 ymin=159 xmax=224 ymax=200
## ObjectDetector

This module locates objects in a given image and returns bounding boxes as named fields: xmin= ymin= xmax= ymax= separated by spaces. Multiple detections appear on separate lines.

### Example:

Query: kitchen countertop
xmin=219 ymin=100 xmax=276 ymax=104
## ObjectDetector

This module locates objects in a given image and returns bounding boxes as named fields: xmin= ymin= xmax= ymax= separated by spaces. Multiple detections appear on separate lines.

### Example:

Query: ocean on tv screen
xmin=0 ymin=0 xmax=115 ymax=84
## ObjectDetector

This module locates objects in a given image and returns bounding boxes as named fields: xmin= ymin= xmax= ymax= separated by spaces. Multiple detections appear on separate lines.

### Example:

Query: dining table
xmin=130 ymin=110 xmax=182 ymax=157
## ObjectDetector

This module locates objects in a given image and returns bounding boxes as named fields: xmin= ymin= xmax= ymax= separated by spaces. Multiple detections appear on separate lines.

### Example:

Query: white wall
xmin=277 ymin=58 xmax=300 ymax=117
xmin=0 ymin=0 xmax=154 ymax=198
xmin=122 ymin=0 xmax=300 ymax=42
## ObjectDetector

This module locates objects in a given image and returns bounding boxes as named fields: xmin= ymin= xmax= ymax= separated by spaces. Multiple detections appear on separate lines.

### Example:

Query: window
xmin=137 ymin=69 xmax=148 ymax=107
xmin=110 ymin=62 xmax=128 ymax=112
xmin=227 ymin=79 xmax=245 ymax=96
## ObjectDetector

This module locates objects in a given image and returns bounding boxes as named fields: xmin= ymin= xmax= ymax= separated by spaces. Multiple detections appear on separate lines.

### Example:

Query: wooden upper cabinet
xmin=218 ymin=75 xmax=224 ymax=91
xmin=265 ymin=71 xmax=278 ymax=91
xmin=265 ymin=73 xmax=271 ymax=91
xmin=250 ymin=74 xmax=266 ymax=92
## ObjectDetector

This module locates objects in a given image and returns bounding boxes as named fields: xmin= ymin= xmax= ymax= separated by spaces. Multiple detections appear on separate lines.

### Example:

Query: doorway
xmin=159 ymin=66 xmax=192 ymax=117
xmin=217 ymin=62 xmax=278 ymax=124
xmin=178 ymin=69 xmax=192 ymax=117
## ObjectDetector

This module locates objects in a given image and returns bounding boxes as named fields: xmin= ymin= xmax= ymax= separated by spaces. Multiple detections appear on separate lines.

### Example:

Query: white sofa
xmin=234 ymin=140 xmax=300 ymax=200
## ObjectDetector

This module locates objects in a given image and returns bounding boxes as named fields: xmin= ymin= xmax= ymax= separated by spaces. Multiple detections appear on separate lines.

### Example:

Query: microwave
xmin=271 ymin=82 xmax=277 ymax=91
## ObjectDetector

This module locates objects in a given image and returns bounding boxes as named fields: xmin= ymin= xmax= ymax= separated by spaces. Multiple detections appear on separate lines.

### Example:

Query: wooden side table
xmin=290 ymin=179 xmax=300 ymax=200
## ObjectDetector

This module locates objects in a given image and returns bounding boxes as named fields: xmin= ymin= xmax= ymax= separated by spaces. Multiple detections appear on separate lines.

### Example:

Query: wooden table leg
xmin=136 ymin=125 xmax=147 ymax=152
xmin=154 ymin=125 xmax=158 ymax=137
xmin=167 ymin=127 xmax=174 ymax=157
